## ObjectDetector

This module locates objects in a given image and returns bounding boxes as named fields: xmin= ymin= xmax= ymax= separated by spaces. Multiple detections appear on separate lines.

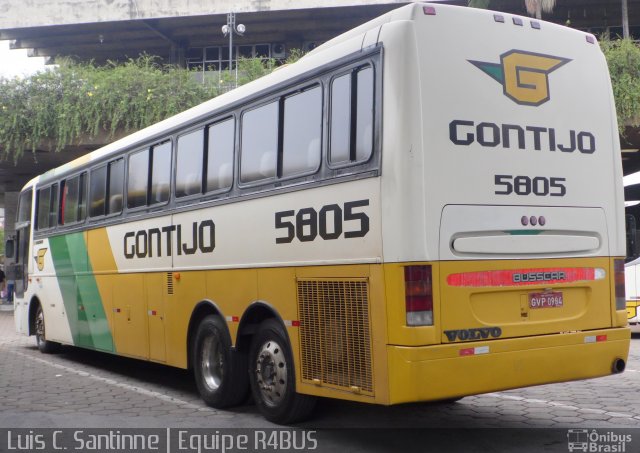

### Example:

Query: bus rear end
xmin=379 ymin=4 xmax=629 ymax=404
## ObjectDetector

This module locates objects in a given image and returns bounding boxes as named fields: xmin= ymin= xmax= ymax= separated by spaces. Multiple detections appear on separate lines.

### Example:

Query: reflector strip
xmin=584 ymin=335 xmax=607 ymax=343
xmin=459 ymin=346 xmax=490 ymax=356
xmin=283 ymin=320 xmax=301 ymax=327
xmin=148 ymin=310 xmax=157 ymax=316
xmin=447 ymin=268 xmax=602 ymax=287
xmin=225 ymin=316 xmax=239 ymax=322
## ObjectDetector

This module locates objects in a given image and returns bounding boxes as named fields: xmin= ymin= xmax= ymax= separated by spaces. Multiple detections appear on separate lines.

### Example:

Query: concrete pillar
xmin=2 ymin=191 xmax=19 ymax=240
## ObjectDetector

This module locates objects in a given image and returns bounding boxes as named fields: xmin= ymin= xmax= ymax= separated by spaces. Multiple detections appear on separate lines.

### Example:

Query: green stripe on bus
xmin=49 ymin=233 xmax=113 ymax=352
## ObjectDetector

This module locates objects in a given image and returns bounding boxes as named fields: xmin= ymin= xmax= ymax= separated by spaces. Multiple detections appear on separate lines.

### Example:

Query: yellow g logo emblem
xmin=470 ymin=50 xmax=570 ymax=106
xmin=37 ymin=248 xmax=47 ymax=271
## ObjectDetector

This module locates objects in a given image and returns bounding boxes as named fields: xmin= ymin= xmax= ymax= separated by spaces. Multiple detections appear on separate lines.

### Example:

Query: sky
xmin=0 ymin=40 xmax=47 ymax=78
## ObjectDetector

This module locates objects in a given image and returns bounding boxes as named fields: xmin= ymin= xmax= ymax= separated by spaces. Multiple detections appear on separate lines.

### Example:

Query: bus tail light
xmin=615 ymin=259 xmax=626 ymax=310
xmin=405 ymin=265 xmax=433 ymax=326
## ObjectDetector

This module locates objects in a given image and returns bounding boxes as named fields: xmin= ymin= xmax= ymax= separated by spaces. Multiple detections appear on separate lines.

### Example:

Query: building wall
xmin=0 ymin=0 xmax=407 ymax=28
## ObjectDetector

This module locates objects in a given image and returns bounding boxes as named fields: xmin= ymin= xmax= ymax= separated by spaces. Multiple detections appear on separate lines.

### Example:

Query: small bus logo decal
xmin=36 ymin=248 xmax=47 ymax=271
xmin=469 ymin=50 xmax=571 ymax=106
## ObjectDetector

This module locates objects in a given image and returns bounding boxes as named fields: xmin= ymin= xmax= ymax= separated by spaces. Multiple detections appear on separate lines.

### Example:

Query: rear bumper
xmin=387 ymin=327 xmax=630 ymax=404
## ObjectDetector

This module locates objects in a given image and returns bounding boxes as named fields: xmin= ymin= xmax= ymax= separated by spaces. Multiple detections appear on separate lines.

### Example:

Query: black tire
xmin=193 ymin=315 xmax=248 ymax=408
xmin=35 ymin=304 xmax=61 ymax=354
xmin=249 ymin=319 xmax=317 ymax=424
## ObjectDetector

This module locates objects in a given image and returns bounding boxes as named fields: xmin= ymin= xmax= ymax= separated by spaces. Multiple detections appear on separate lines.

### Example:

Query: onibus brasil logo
xmin=469 ymin=50 xmax=571 ymax=106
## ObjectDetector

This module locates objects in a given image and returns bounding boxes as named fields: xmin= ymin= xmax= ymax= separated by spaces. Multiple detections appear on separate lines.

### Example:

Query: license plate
xmin=529 ymin=291 xmax=563 ymax=309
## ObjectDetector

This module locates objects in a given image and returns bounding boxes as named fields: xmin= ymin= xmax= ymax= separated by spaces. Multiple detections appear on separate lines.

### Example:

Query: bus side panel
xmin=28 ymin=236 xmax=74 ymax=344
xmin=46 ymin=231 xmax=113 ymax=351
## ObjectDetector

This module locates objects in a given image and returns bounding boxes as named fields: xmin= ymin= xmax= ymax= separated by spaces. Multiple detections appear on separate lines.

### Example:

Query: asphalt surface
xmin=1 ymin=309 xmax=640 ymax=452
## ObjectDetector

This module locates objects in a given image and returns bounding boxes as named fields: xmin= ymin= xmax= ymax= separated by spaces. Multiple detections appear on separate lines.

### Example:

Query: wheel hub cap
xmin=201 ymin=335 xmax=223 ymax=391
xmin=255 ymin=340 xmax=287 ymax=407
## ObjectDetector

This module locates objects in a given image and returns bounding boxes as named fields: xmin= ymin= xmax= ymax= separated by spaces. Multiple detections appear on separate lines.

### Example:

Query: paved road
xmin=1 ymin=310 xmax=640 ymax=451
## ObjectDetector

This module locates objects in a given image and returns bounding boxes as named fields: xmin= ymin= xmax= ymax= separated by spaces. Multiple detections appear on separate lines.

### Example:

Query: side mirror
xmin=626 ymin=214 xmax=639 ymax=262
xmin=4 ymin=239 xmax=14 ymax=259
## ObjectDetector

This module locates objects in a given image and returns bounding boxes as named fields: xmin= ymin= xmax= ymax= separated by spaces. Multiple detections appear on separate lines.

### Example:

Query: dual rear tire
xmin=248 ymin=319 xmax=316 ymax=424
xmin=193 ymin=316 xmax=316 ymax=423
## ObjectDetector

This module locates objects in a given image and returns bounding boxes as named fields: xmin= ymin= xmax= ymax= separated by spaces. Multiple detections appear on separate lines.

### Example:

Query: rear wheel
xmin=249 ymin=319 xmax=316 ymax=424
xmin=193 ymin=315 xmax=248 ymax=408
xmin=35 ymin=305 xmax=60 ymax=353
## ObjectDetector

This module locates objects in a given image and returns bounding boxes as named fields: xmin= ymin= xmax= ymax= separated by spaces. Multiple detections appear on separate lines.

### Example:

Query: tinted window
xmin=207 ymin=118 xmax=234 ymax=192
xmin=89 ymin=165 xmax=107 ymax=218
xmin=329 ymin=74 xmax=351 ymax=164
xmin=355 ymin=66 xmax=374 ymax=162
xmin=241 ymin=101 xmax=278 ymax=183
xmin=17 ymin=189 xmax=32 ymax=223
xmin=329 ymin=65 xmax=374 ymax=165
xmin=127 ymin=149 xmax=149 ymax=209
xmin=282 ymin=86 xmax=322 ymax=177
xmin=37 ymin=186 xmax=51 ymax=229
xmin=176 ymin=130 xmax=204 ymax=198
xmin=62 ymin=173 xmax=86 ymax=225
xmin=49 ymin=184 xmax=59 ymax=227
xmin=150 ymin=141 xmax=172 ymax=204
xmin=108 ymin=159 xmax=124 ymax=214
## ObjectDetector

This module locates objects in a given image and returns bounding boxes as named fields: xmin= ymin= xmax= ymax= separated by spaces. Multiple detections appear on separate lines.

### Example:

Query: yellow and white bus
xmin=8 ymin=3 xmax=630 ymax=423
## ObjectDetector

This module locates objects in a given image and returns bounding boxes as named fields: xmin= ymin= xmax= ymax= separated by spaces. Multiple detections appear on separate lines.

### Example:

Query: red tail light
xmin=615 ymin=259 xmax=626 ymax=310
xmin=405 ymin=265 xmax=433 ymax=326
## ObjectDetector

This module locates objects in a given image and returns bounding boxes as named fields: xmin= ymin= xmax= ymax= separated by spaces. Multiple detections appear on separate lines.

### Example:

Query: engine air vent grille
xmin=297 ymin=279 xmax=373 ymax=395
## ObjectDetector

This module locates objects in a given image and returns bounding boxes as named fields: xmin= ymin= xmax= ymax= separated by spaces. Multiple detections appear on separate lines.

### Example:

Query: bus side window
xmin=329 ymin=65 xmax=374 ymax=166
xmin=282 ymin=86 xmax=322 ymax=177
xmin=127 ymin=149 xmax=149 ymax=209
xmin=150 ymin=141 xmax=172 ymax=205
xmin=17 ymin=189 xmax=32 ymax=224
xmin=61 ymin=173 xmax=87 ymax=224
xmin=206 ymin=118 xmax=234 ymax=192
xmin=176 ymin=129 xmax=204 ymax=197
xmin=49 ymin=183 xmax=58 ymax=228
xmin=330 ymin=73 xmax=351 ymax=164
xmin=89 ymin=165 xmax=107 ymax=218
xmin=36 ymin=186 xmax=51 ymax=230
xmin=355 ymin=66 xmax=374 ymax=162
xmin=241 ymin=101 xmax=278 ymax=183
xmin=108 ymin=159 xmax=124 ymax=214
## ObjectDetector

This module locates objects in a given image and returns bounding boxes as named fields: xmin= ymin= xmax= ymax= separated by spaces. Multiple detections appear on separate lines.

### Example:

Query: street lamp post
xmin=221 ymin=12 xmax=246 ymax=88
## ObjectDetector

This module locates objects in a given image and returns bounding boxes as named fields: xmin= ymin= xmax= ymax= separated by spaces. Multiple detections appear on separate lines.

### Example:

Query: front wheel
xmin=35 ymin=305 xmax=60 ymax=353
xmin=193 ymin=315 xmax=248 ymax=408
xmin=249 ymin=319 xmax=316 ymax=424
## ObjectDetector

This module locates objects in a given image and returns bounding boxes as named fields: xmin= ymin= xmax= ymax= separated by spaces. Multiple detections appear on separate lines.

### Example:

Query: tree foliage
xmin=600 ymin=38 xmax=640 ymax=132
xmin=0 ymin=53 xmax=296 ymax=162
xmin=3 ymin=39 xmax=639 ymax=160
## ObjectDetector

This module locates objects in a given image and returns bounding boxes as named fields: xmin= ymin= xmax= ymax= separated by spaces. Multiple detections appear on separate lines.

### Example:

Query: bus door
xmin=11 ymin=225 xmax=30 ymax=299
xmin=11 ymin=189 xmax=33 ymax=300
